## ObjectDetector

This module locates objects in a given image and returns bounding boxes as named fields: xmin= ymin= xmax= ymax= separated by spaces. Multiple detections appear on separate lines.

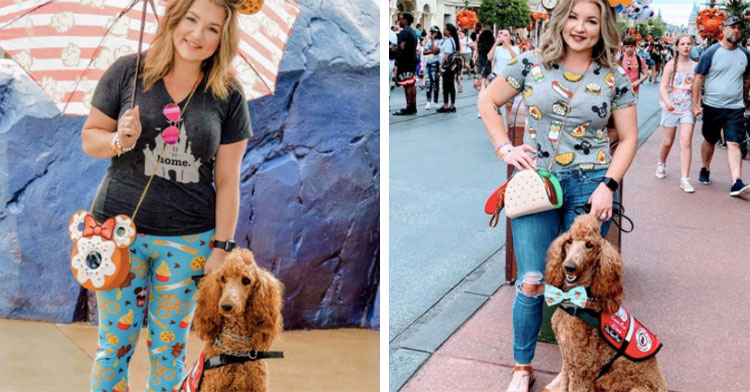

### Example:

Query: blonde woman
xmin=81 ymin=0 xmax=251 ymax=390
xmin=478 ymin=0 xmax=638 ymax=390
xmin=656 ymin=35 xmax=697 ymax=192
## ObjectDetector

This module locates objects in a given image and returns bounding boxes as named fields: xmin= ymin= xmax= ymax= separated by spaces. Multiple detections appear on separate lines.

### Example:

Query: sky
xmin=651 ymin=0 xmax=700 ymax=27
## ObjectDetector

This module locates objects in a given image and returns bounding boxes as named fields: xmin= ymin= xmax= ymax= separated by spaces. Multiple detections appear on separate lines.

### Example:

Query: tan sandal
xmin=540 ymin=371 xmax=563 ymax=392
xmin=506 ymin=365 xmax=535 ymax=392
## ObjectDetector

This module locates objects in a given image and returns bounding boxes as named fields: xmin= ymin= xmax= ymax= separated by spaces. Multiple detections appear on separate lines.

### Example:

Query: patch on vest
xmin=173 ymin=350 xmax=205 ymax=392
xmin=600 ymin=306 xmax=662 ymax=361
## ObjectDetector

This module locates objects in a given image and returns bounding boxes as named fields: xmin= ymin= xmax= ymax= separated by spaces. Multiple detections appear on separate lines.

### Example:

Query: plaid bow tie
xmin=544 ymin=284 xmax=589 ymax=308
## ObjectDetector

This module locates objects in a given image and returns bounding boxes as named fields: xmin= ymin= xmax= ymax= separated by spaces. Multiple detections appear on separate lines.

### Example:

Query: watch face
xmin=542 ymin=0 xmax=557 ymax=9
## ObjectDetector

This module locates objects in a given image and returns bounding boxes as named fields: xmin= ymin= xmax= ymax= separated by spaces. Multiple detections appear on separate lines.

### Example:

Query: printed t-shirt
xmin=90 ymin=53 xmax=252 ymax=236
xmin=501 ymin=50 xmax=636 ymax=171
xmin=694 ymin=42 xmax=750 ymax=109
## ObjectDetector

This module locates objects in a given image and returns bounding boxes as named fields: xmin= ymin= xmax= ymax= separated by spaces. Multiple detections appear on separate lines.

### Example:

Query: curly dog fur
xmin=545 ymin=215 xmax=667 ymax=392
xmin=192 ymin=248 xmax=284 ymax=392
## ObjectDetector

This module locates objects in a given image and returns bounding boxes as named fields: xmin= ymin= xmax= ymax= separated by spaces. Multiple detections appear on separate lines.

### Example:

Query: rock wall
xmin=0 ymin=0 xmax=379 ymax=330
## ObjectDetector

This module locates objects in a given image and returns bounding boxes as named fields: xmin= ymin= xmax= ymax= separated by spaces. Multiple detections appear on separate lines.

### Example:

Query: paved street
xmin=389 ymin=76 xmax=664 ymax=391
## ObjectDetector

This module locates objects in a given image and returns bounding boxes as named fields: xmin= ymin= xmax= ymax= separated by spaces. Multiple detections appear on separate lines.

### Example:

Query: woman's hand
xmin=665 ymin=100 xmax=675 ymax=112
xmin=502 ymin=144 xmax=537 ymax=170
xmin=588 ymin=183 xmax=614 ymax=221
xmin=117 ymin=106 xmax=141 ymax=149
xmin=203 ymin=249 xmax=228 ymax=275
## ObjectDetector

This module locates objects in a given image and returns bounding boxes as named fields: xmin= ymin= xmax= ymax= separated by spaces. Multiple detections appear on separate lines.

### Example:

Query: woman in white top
xmin=458 ymin=29 xmax=472 ymax=93
xmin=488 ymin=29 xmax=520 ymax=118
xmin=437 ymin=23 xmax=460 ymax=113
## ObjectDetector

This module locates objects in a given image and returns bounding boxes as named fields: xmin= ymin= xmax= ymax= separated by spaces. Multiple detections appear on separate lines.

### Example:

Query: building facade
xmin=688 ymin=2 xmax=700 ymax=37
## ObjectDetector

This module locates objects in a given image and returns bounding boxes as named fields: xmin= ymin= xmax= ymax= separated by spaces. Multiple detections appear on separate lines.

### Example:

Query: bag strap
xmin=547 ymin=60 xmax=593 ymax=171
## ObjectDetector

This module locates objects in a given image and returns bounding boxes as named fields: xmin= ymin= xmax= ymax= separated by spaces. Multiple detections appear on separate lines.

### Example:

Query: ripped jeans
xmin=509 ymin=168 xmax=615 ymax=364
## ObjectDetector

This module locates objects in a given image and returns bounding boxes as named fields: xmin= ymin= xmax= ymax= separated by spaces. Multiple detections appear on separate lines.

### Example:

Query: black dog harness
xmin=173 ymin=349 xmax=285 ymax=392
xmin=560 ymin=303 xmax=662 ymax=379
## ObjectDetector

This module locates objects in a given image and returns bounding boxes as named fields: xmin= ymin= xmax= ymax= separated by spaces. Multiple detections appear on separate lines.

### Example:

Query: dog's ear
xmin=245 ymin=270 xmax=284 ymax=349
xmin=193 ymin=273 xmax=223 ymax=341
xmin=545 ymin=232 xmax=568 ymax=288
xmin=591 ymin=239 xmax=624 ymax=314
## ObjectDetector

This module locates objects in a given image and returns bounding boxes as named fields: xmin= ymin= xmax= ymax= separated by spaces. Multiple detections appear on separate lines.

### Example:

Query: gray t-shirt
xmin=694 ymin=43 xmax=750 ymax=109
xmin=91 ymin=53 xmax=252 ymax=236
xmin=501 ymin=50 xmax=636 ymax=171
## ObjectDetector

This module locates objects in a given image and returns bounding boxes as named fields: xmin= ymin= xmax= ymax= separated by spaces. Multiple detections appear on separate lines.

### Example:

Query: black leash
xmin=205 ymin=351 xmax=285 ymax=370
xmin=573 ymin=201 xmax=634 ymax=233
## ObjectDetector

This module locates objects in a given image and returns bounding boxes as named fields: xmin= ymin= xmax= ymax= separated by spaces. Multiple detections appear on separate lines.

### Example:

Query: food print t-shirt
xmin=90 ymin=53 xmax=252 ymax=236
xmin=501 ymin=50 xmax=636 ymax=171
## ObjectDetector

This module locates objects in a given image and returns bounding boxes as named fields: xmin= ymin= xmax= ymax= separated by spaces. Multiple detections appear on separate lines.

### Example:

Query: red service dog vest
xmin=173 ymin=351 xmax=205 ymax=392
xmin=600 ymin=306 xmax=662 ymax=361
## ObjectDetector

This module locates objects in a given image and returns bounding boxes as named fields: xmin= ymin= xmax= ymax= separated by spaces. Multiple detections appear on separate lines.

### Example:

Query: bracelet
xmin=114 ymin=133 xmax=135 ymax=155
xmin=495 ymin=142 xmax=513 ymax=159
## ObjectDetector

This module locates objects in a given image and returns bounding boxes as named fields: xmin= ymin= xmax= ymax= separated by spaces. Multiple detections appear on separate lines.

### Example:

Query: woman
xmin=80 ymin=0 xmax=251 ymax=390
xmin=437 ymin=23 xmax=460 ymax=113
xmin=475 ymin=29 xmax=495 ymax=118
xmin=422 ymin=26 xmax=443 ymax=110
xmin=648 ymin=42 xmax=662 ymax=83
xmin=477 ymin=0 xmax=638 ymax=391
xmin=656 ymin=35 xmax=697 ymax=192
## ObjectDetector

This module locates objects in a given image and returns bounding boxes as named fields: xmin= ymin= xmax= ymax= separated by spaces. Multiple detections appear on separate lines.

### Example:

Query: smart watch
xmin=213 ymin=240 xmax=236 ymax=252
xmin=602 ymin=177 xmax=619 ymax=192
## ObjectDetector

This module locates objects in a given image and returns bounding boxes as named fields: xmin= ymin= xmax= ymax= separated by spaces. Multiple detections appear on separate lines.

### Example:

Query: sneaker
xmin=655 ymin=162 xmax=666 ymax=179
xmin=730 ymin=179 xmax=750 ymax=197
xmin=680 ymin=178 xmax=695 ymax=193
xmin=425 ymin=102 xmax=432 ymax=110
xmin=699 ymin=167 xmax=711 ymax=184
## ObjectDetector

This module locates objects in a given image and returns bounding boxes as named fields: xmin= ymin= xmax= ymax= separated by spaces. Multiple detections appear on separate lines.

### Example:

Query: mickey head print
xmin=592 ymin=102 xmax=608 ymax=118
xmin=574 ymin=140 xmax=593 ymax=155
xmin=69 ymin=210 xmax=136 ymax=291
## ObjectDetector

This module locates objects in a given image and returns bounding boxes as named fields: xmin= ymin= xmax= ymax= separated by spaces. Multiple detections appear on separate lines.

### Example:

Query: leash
xmin=204 ymin=351 xmax=285 ymax=370
xmin=574 ymin=201 xmax=634 ymax=233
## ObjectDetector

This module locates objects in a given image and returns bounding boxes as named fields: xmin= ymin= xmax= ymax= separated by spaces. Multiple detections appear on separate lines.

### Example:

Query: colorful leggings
xmin=90 ymin=229 xmax=214 ymax=392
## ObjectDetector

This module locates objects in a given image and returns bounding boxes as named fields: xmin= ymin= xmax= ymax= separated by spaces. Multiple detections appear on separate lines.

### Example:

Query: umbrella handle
xmin=131 ymin=0 xmax=152 ymax=110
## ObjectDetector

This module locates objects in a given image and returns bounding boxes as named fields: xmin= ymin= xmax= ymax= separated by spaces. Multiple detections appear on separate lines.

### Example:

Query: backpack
xmin=445 ymin=38 xmax=463 ymax=72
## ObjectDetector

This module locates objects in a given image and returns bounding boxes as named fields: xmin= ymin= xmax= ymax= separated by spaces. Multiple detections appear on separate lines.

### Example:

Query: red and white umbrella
xmin=0 ymin=0 xmax=300 ymax=116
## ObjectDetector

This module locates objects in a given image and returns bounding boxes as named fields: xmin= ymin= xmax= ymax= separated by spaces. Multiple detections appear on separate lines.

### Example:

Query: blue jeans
xmin=425 ymin=62 xmax=440 ymax=103
xmin=509 ymin=168 xmax=616 ymax=364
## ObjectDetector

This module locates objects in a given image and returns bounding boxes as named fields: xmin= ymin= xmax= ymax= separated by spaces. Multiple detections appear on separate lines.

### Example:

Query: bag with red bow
xmin=68 ymin=210 xmax=137 ymax=291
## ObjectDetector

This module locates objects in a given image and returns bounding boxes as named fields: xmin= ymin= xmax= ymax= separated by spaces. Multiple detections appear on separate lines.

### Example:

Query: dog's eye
xmin=220 ymin=276 xmax=226 ymax=283
xmin=242 ymin=277 xmax=250 ymax=285
xmin=586 ymin=242 xmax=594 ymax=249
xmin=566 ymin=239 xmax=572 ymax=244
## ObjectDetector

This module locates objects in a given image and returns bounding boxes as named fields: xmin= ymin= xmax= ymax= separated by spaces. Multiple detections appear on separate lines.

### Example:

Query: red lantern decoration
xmin=634 ymin=33 xmax=642 ymax=41
xmin=646 ymin=34 xmax=652 ymax=42
xmin=627 ymin=27 xmax=635 ymax=36
xmin=456 ymin=9 xmax=479 ymax=31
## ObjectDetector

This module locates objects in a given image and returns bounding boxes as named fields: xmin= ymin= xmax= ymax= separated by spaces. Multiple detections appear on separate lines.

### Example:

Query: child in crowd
xmin=657 ymin=35 xmax=697 ymax=192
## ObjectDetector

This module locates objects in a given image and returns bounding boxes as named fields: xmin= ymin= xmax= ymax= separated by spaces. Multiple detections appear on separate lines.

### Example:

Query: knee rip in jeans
xmin=517 ymin=272 xmax=544 ymax=297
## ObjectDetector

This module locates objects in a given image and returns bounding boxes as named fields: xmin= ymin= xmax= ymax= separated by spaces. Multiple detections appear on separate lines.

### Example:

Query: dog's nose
xmin=221 ymin=303 xmax=234 ymax=312
xmin=564 ymin=264 xmax=576 ymax=273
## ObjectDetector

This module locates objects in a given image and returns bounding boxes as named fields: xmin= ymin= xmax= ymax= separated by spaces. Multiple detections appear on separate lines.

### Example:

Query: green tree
xmin=478 ymin=0 xmax=531 ymax=30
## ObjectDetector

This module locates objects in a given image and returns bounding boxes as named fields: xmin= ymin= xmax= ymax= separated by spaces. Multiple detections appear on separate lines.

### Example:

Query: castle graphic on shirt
xmin=143 ymin=122 xmax=201 ymax=183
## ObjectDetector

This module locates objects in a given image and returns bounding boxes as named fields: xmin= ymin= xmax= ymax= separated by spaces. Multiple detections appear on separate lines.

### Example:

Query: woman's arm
xmin=203 ymin=139 xmax=248 ymax=274
xmin=477 ymin=76 xmax=535 ymax=169
xmin=589 ymin=105 xmax=638 ymax=220
xmin=81 ymin=106 xmax=141 ymax=159
xmin=659 ymin=60 xmax=674 ymax=109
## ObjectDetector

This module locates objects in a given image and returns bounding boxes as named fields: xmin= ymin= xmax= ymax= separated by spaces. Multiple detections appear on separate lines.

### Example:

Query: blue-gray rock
xmin=0 ymin=0 xmax=379 ymax=330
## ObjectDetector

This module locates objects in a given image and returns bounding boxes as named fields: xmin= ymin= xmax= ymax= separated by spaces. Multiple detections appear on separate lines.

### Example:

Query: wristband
xmin=114 ymin=133 xmax=135 ymax=156
xmin=495 ymin=142 xmax=514 ymax=160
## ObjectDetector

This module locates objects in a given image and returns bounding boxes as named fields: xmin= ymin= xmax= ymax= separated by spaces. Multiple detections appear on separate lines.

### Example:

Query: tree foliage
xmin=478 ymin=0 xmax=531 ymax=30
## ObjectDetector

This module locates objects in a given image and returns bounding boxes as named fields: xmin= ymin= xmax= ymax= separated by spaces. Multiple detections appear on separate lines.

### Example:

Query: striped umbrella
xmin=0 ymin=0 xmax=300 ymax=116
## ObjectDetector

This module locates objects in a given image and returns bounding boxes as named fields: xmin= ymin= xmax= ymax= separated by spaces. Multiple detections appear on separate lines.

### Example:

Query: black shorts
xmin=701 ymin=104 xmax=746 ymax=144
xmin=396 ymin=71 xmax=416 ymax=86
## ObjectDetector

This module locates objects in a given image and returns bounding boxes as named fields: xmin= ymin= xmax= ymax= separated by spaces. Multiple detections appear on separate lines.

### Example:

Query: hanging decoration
xmin=696 ymin=8 xmax=727 ymax=41
xmin=456 ymin=9 xmax=479 ymax=31
xmin=635 ymin=33 xmax=642 ymax=41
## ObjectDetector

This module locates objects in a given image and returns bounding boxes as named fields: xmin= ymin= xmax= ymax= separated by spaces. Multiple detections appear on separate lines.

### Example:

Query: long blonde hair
xmin=141 ymin=0 xmax=242 ymax=100
xmin=669 ymin=34 xmax=695 ymax=88
xmin=541 ymin=0 xmax=620 ymax=69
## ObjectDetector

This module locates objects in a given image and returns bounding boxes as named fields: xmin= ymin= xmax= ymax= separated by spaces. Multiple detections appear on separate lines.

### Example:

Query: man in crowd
xmin=692 ymin=16 xmax=750 ymax=197
xmin=393 ymin=13 xmax=419 ymax=115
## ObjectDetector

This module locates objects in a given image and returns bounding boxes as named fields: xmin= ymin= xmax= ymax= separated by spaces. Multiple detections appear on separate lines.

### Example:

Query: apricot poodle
xmin=544 ymin=214 xmax=667 ymax=392
xmin=192 ymin=248 xmax=284 ymax=392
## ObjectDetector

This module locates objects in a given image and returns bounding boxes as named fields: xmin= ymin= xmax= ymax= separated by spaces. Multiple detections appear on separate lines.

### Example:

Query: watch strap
xmin=213 ymin=240 xmax=236 ymax=251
